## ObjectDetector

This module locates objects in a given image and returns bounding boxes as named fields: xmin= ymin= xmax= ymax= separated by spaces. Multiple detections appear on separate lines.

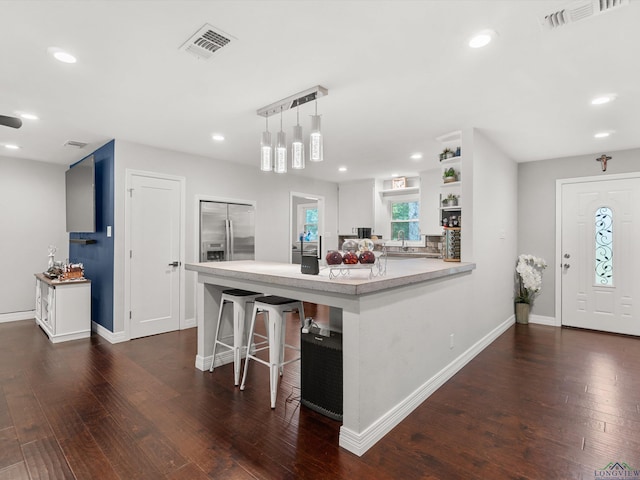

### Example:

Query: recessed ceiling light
xmin=338 ymin=166 xmax=347 ymax=172
xmin=594 ymin=132 xmax=610 ymax=138
xmin=48 ymin=47 xmax=77 ymax=64
xmin=212 ymin=133 xmax=225 ymax=141
xmin=5 ymin=144 xmax=20 ymax=150
xmin=391 ymin=173 xmax=399 ymax=177
xmin=410 ymin=153 xmax=422 ymax=160
xmin=591 ymin=95 xmax=615 ymax=105
xmin=468 ymin=29 xmax=496 ymax=49
xmin=19 ymin=112 xmax=39 ymax=120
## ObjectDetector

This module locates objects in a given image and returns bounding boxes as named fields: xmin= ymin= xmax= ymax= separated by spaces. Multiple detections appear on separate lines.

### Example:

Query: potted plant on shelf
xmin=439 ymin=148 xmax=455 ymax=161
xmin=442 ymin=194 xmax=459 ymax=207
xmin=514 ymin=254 xmax=547 ymax=324
xmin=443 ymin=167 xmax=457 ymax=183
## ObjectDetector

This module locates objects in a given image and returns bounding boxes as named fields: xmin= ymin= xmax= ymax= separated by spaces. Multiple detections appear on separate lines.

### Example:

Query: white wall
xmin=518 ymin=147 xmax=640 ymax=318
xmin=423 ymin=129 xmax=517 ymax=356
xmin=112 ymin=140 xmax=339 ymax=333
xmin=378 ymin=129 xmax=518 ymax=363
xmin=0 ymin=156 xmax=69 ymax=316
xmin=347 ymin=129 xmax=518 ymax=444
xmin=419 ymin=168 xmax=441 ymax=235
xmin=468 ymin=129 xmax=518 ymax=343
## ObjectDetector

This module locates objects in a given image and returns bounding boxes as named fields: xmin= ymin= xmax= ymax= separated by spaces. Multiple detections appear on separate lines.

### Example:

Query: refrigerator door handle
xmin=224 ymin=219 xmax=230 ymax=261
xmin=228 ymin=219 xmax=235 ymax=261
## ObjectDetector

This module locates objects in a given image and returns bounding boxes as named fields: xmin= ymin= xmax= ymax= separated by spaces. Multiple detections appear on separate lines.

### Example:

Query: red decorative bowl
xmin=326 ymin=250 xmax=343 ymax=265
xmin=358 ymin=251 xmax=376 ymax=264
xmin=342 ymin=251 xmax=359 ymax=264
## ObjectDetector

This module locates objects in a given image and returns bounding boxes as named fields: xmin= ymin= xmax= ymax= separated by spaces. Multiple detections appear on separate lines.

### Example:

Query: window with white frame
xmin=391 ymin=200 xmax=420 ymax=240
xmin=297 ymin=204 xmax=318 ymax=242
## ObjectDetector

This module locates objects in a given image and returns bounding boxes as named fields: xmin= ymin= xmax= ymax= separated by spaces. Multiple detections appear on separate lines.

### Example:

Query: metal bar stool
xmin=210 ymin=288 xmax=263 ymax=385
xmin=240 ymin=296 xmax=305 ymax=408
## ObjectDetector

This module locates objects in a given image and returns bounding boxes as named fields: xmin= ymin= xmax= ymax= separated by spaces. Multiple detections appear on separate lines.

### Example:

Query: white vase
xmin=515 ymin=303 xmax=530 ymax=324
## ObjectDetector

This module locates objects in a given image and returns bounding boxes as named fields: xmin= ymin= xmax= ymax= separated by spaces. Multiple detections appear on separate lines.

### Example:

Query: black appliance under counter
xmin=300 ymin=329 xmax=343 ymax=421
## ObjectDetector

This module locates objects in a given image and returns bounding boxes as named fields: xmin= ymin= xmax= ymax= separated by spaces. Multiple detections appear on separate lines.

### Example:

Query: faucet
xmin=397 ymin=230 xmax=408 ymax=251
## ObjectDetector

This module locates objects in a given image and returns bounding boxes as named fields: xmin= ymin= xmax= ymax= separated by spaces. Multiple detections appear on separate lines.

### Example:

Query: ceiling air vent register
xmin=540 ymin=0 xmax=629 ymax=30
xmin=179 ymin=23 xmax=235 ymax=60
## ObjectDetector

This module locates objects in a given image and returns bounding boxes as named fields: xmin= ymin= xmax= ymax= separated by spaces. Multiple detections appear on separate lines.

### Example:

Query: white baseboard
xmin=0 ymin=310 xmax=35 ymax=323
xmin=92 ymin=321 xmax=129 ymax=344
xmin=529 ymin=314 xmax=557 ymax=326
xmin=49 ymin=330 xmax=91 ymax=343
xmin=195 ymin=354 xmax=208 ymax=370
xmin=195 ymin=350 xmax=235 ymax=371
xmin=181 ymin=316 xmax=196 ymax=329
xmin=339 ymin=315 xmax=514 ymax=456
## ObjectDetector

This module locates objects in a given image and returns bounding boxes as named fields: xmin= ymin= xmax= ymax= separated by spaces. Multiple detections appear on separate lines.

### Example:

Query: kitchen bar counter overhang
xmin=186 ymin=259 xmax=477 ymax=456
xmin=186 ymin=259 xmax=475 ymax=296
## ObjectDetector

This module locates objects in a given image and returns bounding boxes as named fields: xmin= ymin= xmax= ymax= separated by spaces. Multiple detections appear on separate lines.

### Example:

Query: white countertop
xmin=186 ymin=259 xmax=475 ymax=296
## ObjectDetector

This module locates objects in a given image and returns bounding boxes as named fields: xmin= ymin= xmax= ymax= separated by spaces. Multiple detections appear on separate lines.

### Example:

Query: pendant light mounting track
xmin=257 ymin=85 xmax=328 ymax=118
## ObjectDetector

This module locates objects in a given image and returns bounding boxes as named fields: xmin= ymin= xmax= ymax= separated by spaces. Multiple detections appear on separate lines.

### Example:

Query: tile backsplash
xmin=379 ymin=235 xmax=443 ymax=257
xmin=339 ymin=234 xmax=443 ymax=258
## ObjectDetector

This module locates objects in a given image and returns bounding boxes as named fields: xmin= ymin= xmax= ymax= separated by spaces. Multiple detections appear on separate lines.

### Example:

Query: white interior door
xmin=561 ymin=177 xmax=640 ymax=335
xmin=129 ymin=174 xmax=182 ymax=339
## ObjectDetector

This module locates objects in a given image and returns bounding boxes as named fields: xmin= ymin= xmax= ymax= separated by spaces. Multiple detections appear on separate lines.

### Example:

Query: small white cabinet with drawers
xmin=34 ymin=273 xmax=91 ymax=343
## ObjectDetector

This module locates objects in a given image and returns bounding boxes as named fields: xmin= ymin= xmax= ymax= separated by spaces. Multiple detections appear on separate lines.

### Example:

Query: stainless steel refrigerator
xmin=199 ymin=201 xmax=255 ymax=262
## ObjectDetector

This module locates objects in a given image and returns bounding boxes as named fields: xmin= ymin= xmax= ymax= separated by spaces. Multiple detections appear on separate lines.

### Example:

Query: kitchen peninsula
xmin=186 ymin=258 xmax=475 ymax=456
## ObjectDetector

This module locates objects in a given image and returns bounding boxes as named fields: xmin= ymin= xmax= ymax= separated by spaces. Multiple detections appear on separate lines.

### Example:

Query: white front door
xmin=129 ymin=174 xmax=182 ymax=339
xmin=561 ymin=177 xmax=640 ymax=335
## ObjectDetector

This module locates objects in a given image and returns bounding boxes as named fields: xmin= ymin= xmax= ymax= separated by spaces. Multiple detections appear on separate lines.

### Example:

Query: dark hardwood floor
xmin=1 ymin=309 xmax=639 ymax=479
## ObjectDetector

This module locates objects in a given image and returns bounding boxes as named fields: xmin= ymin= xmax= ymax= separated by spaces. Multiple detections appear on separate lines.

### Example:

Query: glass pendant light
xmin=260 ymin=115 xmax=273 ymax=172
xmin=291 ymin=105 xmax=305 ymax=169
xmin=274 ymin=106 xmax=287 ymax=173
xmin=309 ymin=99 xmax=323 ymax=162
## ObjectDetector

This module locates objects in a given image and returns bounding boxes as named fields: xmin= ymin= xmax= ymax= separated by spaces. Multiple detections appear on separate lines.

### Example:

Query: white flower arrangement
xmin=515 ymin=254 xmax=547 ymax=304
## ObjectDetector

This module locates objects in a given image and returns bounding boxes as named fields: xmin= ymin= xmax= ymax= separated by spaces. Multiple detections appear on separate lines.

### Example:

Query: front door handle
xmin=168 ymin=261 xmax=181 ymax=267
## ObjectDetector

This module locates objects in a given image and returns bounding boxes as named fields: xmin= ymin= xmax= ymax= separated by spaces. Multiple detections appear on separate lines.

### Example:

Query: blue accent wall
xmin=69 ymin=140 xmax=115 ymax=331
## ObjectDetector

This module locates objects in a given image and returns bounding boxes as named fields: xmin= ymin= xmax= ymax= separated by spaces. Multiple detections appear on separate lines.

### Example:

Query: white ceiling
xmin=1 ymin=0 xmax=638 ymax=183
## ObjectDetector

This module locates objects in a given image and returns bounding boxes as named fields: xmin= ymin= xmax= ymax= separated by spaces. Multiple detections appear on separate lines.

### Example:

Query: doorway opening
xmin=289 ymin=192 xmax=324 ymax=264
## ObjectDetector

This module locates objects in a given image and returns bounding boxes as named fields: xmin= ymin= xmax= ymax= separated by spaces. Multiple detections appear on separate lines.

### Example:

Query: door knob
xmin=564 ymin=253 xmax=570 ymax=259
xmin=168 ymin=261 xmax=180 ymax=267
xmin=563 ymin=263 xmax=570 ymax=269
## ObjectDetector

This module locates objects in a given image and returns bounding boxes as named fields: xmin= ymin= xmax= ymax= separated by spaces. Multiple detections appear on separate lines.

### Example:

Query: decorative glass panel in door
xmin=594 ymin=207 xmax=613 ymax=286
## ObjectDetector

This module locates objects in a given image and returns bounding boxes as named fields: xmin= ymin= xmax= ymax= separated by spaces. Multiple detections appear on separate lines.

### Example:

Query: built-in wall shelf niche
xmin=439 ymin=156 xmax=463 ymax=165
xmin=379 ymin=186 xmax=420 ymax=196
xmin=437 ymin=130 xmax=463 ymax=248
xmin=379 ymin=176 xmax=420 ymax=197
